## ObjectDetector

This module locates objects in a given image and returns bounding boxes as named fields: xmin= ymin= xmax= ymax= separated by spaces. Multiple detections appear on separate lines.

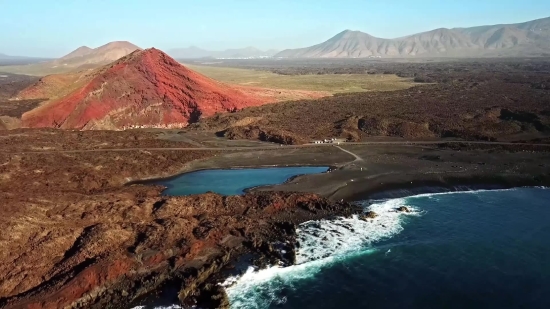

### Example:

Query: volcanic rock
xmin=21 ymin=48 xmax=267 ymax=129
xmin=397 ymin=206 xmax=411 ymax=213
xmin=361 ymin=211 xmax=378 ymax=220
xmin=221 ymin=125 xmax=308 ymax=145
xmin=0 ymin=189 xmax=357 ymax=309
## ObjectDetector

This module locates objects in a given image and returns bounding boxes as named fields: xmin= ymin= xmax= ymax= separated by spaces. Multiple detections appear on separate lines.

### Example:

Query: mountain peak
xmin=113 ymin=47 xmax=177 ymax=66
xmin=95 ymin=41 xmax=141 ymax=51
xmin=22 ymin=47 xmax=268 ymax=130
xmin=331 ymin=29 xmax=375 ymax=41
xmin=60 ymin=46 xmax=94 ymax=60
xmin=58 ymin=41 xmax=141 ymax=65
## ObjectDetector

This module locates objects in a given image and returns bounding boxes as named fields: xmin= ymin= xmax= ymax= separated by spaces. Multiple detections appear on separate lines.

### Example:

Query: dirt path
xmin=335 ymin=145 xmax=364 ymax=162
xmin=1 ymin=140 xmax=549 ymax=154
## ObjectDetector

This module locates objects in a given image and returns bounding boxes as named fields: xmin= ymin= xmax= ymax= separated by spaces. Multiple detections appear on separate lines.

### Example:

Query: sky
xmin=1 ymin=0 xmax=549 ymax=57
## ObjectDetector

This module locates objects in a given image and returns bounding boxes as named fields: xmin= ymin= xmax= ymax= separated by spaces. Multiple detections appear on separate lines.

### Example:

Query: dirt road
xmin=2 ymin=140 xmax=549 ymax=154
xmin=335 ymin=145 xmax=364 ymax=162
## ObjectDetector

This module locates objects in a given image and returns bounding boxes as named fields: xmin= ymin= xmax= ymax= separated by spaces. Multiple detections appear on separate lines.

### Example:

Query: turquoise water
xmin=224 ymin=187 xmax=550 ymax=309
xmin=154 ymin=166 xmax=329 ymax=196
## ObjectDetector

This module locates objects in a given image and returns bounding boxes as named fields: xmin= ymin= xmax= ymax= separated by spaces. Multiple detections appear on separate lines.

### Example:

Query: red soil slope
xmin=22 ymin=48 xmax=268 ymax=129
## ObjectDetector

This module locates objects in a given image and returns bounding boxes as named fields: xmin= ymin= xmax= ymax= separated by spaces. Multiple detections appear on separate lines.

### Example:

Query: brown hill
xmin=397 ymin=28 xmax=478 ymax=55
xmin=20 ymin=48 xmax=268 ymax=129
xmin=273 ymin=30 xmax=381 ymax=58
xmin=0 ymin=42 xmax=141 ymax=76
xmin=55 ymin=41 xmax=141 ymax=67
xmin=276 ymin=16 xmax=550 ymax=58
xmin=59 ymin=46 xmax=93 ymax=60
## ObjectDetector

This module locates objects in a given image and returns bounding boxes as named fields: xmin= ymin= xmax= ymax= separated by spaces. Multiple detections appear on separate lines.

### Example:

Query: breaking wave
xmin=223 ymin=197 xmax=421 ymax=309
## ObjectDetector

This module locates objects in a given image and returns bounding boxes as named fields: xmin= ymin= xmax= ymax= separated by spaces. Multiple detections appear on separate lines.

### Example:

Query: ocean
xmin=223 ymin=187 xmax=550 ymax=309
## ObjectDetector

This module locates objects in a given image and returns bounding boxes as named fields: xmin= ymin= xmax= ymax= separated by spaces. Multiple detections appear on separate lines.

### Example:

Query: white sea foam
xmin=223 ymin=251 xmax=373 ymax=309
xmin=407 ymin=187 xmax=519 ymax=199
xmin=223 ymin=197 xmax=420 ymax=308
xmin=296 ymin=198 xmax=419 ymax=264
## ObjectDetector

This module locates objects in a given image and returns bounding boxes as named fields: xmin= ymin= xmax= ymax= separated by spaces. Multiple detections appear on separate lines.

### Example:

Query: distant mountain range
xmin=3 ymin=15 xmax=550 ymax=74
xmin=169 ymin=46 xmax=279 ymax=59
xmin=276 ymin=16 xmax=550 ymax=58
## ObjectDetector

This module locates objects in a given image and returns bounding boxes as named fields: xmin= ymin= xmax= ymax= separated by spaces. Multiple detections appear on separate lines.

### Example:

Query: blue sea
xmin=222 ymin=187 xmax=550 ymax=309
xmin=138 ymin=171 xmax=550 ymax=309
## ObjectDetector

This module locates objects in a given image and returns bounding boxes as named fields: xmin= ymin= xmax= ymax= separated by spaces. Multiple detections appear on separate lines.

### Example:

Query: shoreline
xmin=124 ymin=142 xmax=550 ymax=204
xmin=242 ymin=167 xmax=332 ymax=194
xmin=339 ymin=174 xmax=550 ymax=202
xmin=126 ymin=160 xmax=550 ymax=203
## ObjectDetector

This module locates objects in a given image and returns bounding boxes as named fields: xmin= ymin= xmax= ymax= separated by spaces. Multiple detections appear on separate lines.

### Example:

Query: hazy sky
xmin=1 ymin=0 xmax=549 ymax=57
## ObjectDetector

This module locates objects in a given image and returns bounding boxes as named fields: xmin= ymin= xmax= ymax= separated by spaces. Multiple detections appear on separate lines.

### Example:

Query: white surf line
xmin=335 ymin=145 xmax=363 ymax=162
xmin=132 ymin=196 xmax=424 ymax=309
xmin=223 ymin=199 xmax=421 ymax=309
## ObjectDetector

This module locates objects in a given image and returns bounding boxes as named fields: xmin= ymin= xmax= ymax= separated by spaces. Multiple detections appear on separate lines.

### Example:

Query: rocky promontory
xmin=1 ymin=189 xmax=357 ymax=309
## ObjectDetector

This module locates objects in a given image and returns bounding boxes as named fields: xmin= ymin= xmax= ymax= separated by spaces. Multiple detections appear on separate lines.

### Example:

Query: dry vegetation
xmin=194 ymin=59 xmax=550 ymax=143
xmin=185 ymin=63 xmax=415 ymax=93
xmin=0 ymin=129 xmax=194 ymax=152
xmin=0 ymin=74 xmax=43 ymax=129
xmin=221 ymin=125 xmax=308 ymax=145
xmin=0 ymin=73 xmax=39 ymax=100
xmin=0 ymin=130 xmax=208 ymax=194
xmin=0 ymin=62 xmax=82 ymax=76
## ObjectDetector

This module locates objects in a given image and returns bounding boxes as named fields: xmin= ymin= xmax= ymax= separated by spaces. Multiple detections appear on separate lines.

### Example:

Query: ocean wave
xmin=223 ymin=197 xmax=420 ymax=309
xmin=223 ymin=250 xmax=376 ymax=309
xmin=296 ymin=198 xmax=420 ymax=264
